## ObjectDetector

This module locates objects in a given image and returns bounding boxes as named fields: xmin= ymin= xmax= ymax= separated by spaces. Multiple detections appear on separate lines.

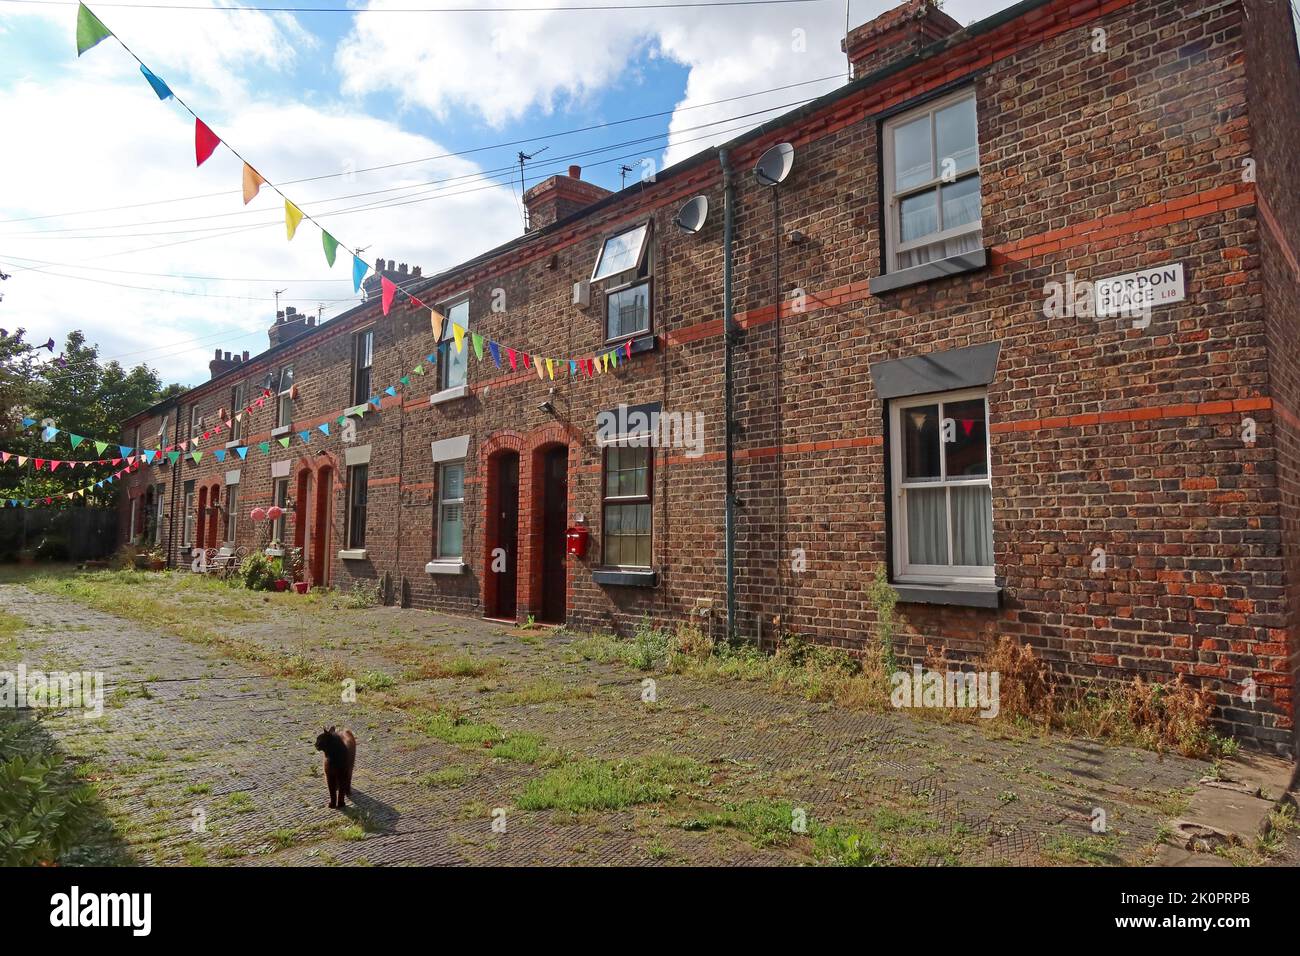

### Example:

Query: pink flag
xmin=625 ymin=340 xmax=633 ymax=360
xmin=381 ymin=276 xmax=397 ymax=316
xmin=195 ymin=118 xmax=220 ymax=166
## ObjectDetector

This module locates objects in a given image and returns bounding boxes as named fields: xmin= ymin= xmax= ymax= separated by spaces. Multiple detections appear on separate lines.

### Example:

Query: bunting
xmin=242 ymin=164 xmax=266 ymax=205
xmin=194 ymin=118 xmax=220 ymax=167
xmin=75 ymin=2 xmax=111 ymax=56
xmin=285 ymin=200 xmax=305 ymax=241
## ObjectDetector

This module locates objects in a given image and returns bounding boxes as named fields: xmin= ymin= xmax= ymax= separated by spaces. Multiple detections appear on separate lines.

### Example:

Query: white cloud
xmin=0 ymin=70 xmax=521 ymax=385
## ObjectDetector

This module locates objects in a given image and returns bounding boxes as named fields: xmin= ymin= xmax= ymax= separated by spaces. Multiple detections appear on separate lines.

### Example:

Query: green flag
xmin=258 ymin=442 xmax=270 ymax=455
xmin=94 ymin=441 xmax=108 ymax=455
xmin=471 ymin=333 xmax=485 ymax=361
xmin=191 ymin=451 xmax=203 ymax=464
xmin=412 ymin=365 xmax=424 ymax=376
xmin=322 ymin=231 xmax=339 ymax=268
xmin=76 ymin=3 xmax=112 ymax=56
xmin=68 ymin=434 xmax=85 ymax=449
xmin=278 ymin=437 xmax=290 ymax=448
xmin=167 ymin=451 xmax=180 ymax=465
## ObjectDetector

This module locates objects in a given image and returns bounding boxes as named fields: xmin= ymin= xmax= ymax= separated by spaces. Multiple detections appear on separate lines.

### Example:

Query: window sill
xmin=602 ymin=332 xmax=658 ymax=357
xmin=429 ymin=384 xmax=468 ymax=406
xmin=224 ymin=440 xmax=242 ymax=450
xmin=271 ymin=425 xmax=292 ymax=438
xmin=425 ymin=560 xmax=467 ymax=575
xmin=893 ymin=582 xmax=1001 ymax=609
xmin=592 ymin=568 xmax=658 ymax=588
xmin=869 ymin=248 xmax=988 ymax=295
xmin=338 ymin=549 xmax=368 ymax=561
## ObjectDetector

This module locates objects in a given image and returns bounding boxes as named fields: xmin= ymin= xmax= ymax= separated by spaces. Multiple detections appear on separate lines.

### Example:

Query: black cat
xmin=314 ymin=726 xmax=357 ymax=809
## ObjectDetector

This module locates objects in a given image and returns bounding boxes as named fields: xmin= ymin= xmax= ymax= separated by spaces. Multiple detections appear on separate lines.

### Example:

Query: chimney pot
xmin=399 ymin=262 xmax=408 ymax=274
xmin=413 ymin=266 xmax=422 ymax=277
xmin=214 ymin=348 xmax=222 ymax=360
xmin=568 ymin=165 xmax=582 ymax=179
xmin=842 ymin=0 xmax=961 ymax=78
xmin=286 ymin=305 xmax=297 ymax=317
xmin=242 ymin=351 xmax=249 ymax=361
xmin=224 ymin=352 xmax=231 ymax=362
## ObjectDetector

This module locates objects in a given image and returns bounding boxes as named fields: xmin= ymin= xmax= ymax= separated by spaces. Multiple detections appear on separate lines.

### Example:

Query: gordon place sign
xmin=1094 ymin=262 xmax=1186 ymax=317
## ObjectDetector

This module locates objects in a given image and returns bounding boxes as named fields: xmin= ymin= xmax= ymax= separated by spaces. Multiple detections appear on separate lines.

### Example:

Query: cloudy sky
xmin=0 ymin=0 xmax=1015 ymax=387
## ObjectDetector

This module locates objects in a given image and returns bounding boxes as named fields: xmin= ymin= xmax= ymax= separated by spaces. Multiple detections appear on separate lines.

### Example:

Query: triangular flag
xmin=94 ymin=441 xmax=108 ymax=455
xmin=352 ymin=255 xmax=368 ymax=292
xmin=285 ymin=200 xmax=305 ymax=241
xmin=399 ymin=375 xmax=410 ymax=386
xmin=190 ymin=451 xmax=203 ymax=464
xmin=336 ymin=416 xmax=347 ymax=426
xmin=298 ymin=431 xmax=310 ymax=444
xmin=75 ymin=3 xmax=112 ymax=56
xmin=142 ymin=450 xmax=157 ymax=464
xmin=214 ymin=449 xmax=226 ymax=463
xmin=489 ymin=341 xmax=502 ymax=368
xmin=507 ymin=347 xmax=517 ymax=370
xmin=522 ymin=352 xmax=531 ymax=369
xmin=452 ymin=324 xmax=465 ymax=353
xmin=381 ymin=276 xmax=396 ymax=315
xmin=140 ymin=64 xmax=173 ymax=100
xmin=278 ymin=437 xmax=291 ymax=448
xmin=22 ymin=417 xmax=36 ymax=428
xmin=411 ymin=365 xmax=424 ymax=376
xmin=368 ymin=396 xmax=382 ymax=408
xmin=195 ymin=118 xmax=220 ymax=166
xmin=167 ymin=451 xmax=180 ymax=465
xmin=68 ymin=434 xmax=84 ymax=449
xmin=536 ymin=358 xmax=545 ymax=381
xmin=258 ymin=442 xmax=270 ymax=454
xmin=626 ymin=340 xmax=633 ymax=360
xmin=318 ymin=422 xmax=330 ymax=436
xmin=0 ymin=452 xmax=8 ymax=463
xmin=569 ymin=360 xmax=577 ymax=377
xmin=384 ymin=386 xmax=397 ymax=397
xmin=242 ymin=164 xmax=266 ymax=205
xmin=472 ymin=333 xmax=485 ymax=361
xmin=34 ymin=459 xmax=45 ymax=471
xmin=236 ymin=447 xmax=248 ymax=460
xmin=322 ymin=231 xmax=339 ymax=267
xmin=42 ymin=426 xmax=58 ymax=442
xmin=430 ymin=310 xmax=444 ymax=340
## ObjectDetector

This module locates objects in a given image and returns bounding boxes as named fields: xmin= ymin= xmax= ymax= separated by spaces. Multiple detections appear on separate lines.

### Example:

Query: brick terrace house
xmin=116 ymin=0 xmax=1300 ymax=753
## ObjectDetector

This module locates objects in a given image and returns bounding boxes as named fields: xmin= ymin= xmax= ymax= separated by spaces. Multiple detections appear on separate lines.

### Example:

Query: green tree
xmin=0 ymin=331 xmax=182 ymax=506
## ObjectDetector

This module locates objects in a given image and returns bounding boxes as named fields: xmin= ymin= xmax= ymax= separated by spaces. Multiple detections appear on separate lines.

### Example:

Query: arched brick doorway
xmin=295 ymin=460 xmax=335 ymax=587
xmin=484 ymin=448 xmax=521 ymax=620
xmin=529 ymin=441 xmax=569 ymax=624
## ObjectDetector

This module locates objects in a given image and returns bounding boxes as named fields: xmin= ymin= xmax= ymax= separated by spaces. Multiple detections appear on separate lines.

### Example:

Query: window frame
xmin=182 ymin=480 xmax=196 ymax=548
xmin=888 ymin=386 xmax=994 ymax=586
xmin=435 ymin=460 xmax=466 ymax=560
xmin=276 ymin=365 xmax=294 ymax=429
xmin=436 ymin=297 xmax=470 ymax=392
xmin=352 ymin=328 xmax=374 ymax=407
xmin=882 ymin=87 xmax=982 ymax=275
xmin=271 ymin=477 xmax=289 ymax=545
xmin=128 ymin=497 xmax=139 ymax=545
xmin=604 ymin=276 xmax=653 ymax=345
xmin=591 ymin=221 xmax=651 ymax=284
xmin=224 ymin=483 xmax=239 ymax=546
xmin=600 ymin=441 xmax=654 ymax=570
xmin=229 ymin=383 xmax=244 ymax=442
xmin=188 ymin=405 xmax=199 ymax=443
xmin=346 ymin=464 xmax=368 ymax=550
xmin=153 ymin=483 xmax=166 ymax=546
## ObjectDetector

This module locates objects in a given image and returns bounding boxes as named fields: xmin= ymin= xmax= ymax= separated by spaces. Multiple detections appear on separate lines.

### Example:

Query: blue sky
xmin=0 ymin=0 xmax=1013 ymax=385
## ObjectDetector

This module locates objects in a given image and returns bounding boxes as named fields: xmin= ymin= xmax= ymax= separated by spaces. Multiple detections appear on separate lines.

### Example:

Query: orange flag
xmin=242 ymin=164 xmax=265 ymax=205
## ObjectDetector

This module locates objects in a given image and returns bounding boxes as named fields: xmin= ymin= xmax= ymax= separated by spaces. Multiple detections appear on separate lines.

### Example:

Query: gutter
xmin=720 ymin=148 xmax=738 ymax=641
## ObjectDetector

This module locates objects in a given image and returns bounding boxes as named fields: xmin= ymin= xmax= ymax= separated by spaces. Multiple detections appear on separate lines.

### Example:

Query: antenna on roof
xmin=619 ymin=164 xmax=634 ymax=190
xmin=518 ymin=146 xmax=549 ymax=229
xmin=273 ymin=288 xmax=287 ymax=312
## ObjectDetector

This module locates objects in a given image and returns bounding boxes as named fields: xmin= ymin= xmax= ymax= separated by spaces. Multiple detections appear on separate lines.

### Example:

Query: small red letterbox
xmin=566 ymin=525 xmax=589 ymax=557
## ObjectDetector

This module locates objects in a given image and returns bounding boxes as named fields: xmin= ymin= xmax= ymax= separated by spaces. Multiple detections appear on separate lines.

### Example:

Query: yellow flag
xmin=430 ymin=309 xmax=444 ymax=340
xmin=242 ymin=164 xmax=265 ymax=205
xmin=285 ymin=200 xmax=304 ymax=240
xmin=452 ymin=323 xmax=465 ymax=353
xmin=546 ymin=358 xmax=555 ymax=380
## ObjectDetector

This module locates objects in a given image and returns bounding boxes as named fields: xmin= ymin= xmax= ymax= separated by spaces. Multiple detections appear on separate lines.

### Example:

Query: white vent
xmin=573 ymin=280 xmax=590 ymax=309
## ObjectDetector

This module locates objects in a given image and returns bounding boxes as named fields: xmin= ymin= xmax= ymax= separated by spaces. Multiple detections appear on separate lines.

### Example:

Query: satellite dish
xmin=754 ymin=142 xmax=795 ymax=186
xmin=673 ymin=195 xmax=709 ymax=234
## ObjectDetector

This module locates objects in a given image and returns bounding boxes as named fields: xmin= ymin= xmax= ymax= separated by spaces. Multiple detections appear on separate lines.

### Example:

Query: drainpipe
xmin=720 ymin=148 xmax=738 ymax=641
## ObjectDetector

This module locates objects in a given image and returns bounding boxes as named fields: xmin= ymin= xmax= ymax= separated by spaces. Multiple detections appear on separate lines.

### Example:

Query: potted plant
xmin=286 ymin=546 xmax=308 ymax=593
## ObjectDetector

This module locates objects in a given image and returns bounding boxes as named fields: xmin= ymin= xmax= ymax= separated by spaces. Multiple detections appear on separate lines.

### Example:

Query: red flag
xmin=507 ymin=348 xmax=517 ymax=370
xmin=381 ymin=276 xmax=397 ymax=315
xmin=409 ymin=296 xmax=425 ymax=311
xmin=34 ymin=459 xmax=45 ymax=471
xmin=522 ymin=353 xmax=531 ymax=369
xmin=195 ymin=118 xmax=220 ymax=166
xmin=625 ymin=340 xmax=633 ymax=360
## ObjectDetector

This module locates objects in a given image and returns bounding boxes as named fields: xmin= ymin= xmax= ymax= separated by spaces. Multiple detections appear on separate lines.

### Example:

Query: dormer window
xmin=591 ymin=222 xmax=650 ymax=284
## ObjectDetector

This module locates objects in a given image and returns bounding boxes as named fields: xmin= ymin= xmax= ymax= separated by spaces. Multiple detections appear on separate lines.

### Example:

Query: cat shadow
xmin=339 ymin=788 xmax=399 ymax=835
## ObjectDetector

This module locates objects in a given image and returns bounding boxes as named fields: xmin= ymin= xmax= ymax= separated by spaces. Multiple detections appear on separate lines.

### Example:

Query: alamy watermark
xmin=0 ymin=664 xmax=104 ymax=718
xmin=890 ymin=664 xmax=1000 ymax=719
xmin=596 ymin=403 xmax=705 ymax=458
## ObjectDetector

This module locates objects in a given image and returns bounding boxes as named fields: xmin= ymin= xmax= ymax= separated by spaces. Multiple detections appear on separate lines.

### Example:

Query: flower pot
xmin=273 ymin=579 xmax=289 ymax=592
xmin=149 ymin=558 xmax=166 ymax=571
xmin=133 ymin=554 xmax=151 ymax=570
xmin=293 ymin=581 xmax=309 ymax=594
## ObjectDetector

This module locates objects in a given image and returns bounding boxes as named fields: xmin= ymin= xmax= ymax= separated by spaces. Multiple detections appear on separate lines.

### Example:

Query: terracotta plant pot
xmin=293 ymin=581 xmax=309 ymax=594
xmin=273 ymin=579 xmax=289 ymax=592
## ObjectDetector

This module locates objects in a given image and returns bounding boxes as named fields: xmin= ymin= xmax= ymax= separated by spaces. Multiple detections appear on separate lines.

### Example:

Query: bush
xmin=239 ymin=552 xmax=283 ymax=591
xmin=0 ymin=714 xmax=103 ymax=865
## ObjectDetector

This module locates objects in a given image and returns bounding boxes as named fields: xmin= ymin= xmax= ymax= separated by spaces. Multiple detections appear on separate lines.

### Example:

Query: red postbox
xmin=565 ymin=525 xmax=589 ymax=557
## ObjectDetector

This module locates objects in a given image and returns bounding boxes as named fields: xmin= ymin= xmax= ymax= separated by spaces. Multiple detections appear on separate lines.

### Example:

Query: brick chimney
xmin=209 ymin=349 xmax=251 ymax=380
xmin=523 ymin=165 xmax=612 ymax=232
xmin=362 ymin=259 xmax=423 ymax=301
xmin=841 ymin=0 xmax=962 ymax=79
xmin=268 ymin=305 xmax=316 ymax=348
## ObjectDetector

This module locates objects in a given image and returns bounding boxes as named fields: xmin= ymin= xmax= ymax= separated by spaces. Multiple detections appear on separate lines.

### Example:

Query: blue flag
xmin=140 ymin=64 xmax=173 ymax=100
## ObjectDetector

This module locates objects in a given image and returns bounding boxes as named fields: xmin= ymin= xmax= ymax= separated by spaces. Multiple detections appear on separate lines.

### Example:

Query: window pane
xmin=906 ymin=487 xmax=947 ymax=565
xmin=899 ymin=189 xmax=939 ymax=245
xmin=606 ymin=282 xmax=650 ymax=340
xmin=444 ymin=299 xmax=469 ymax=333
xmin=951 ymin=485 xmax=993 ymax=566
xmin=902 ymin=404 xmax=941 ymax=481
xmin=940 ymin=175 xmax=981 ymax=231
xmin=943 ymin=398 xmax=988 ymax=477
xmin=893 ymin=113 xmax=933 ymax=192
xmin=441 ymin=464 xmax=464 ymax=501
xmin=280 ymin=366 xmax=294 ymax=391
xmin=592 ymin=224 xmax=648 ymax=281
xmin=439 ymin=504 xmax=463 ymax=557
xmin=359 ymin=331 xmax=373 ymax=369
xmin=935 ymin=96 xmax=978 ymax=176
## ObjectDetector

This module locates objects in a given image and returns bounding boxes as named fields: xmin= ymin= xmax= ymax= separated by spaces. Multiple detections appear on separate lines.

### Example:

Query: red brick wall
xmin=116 ymin=0 xmax=1298 ymax=752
